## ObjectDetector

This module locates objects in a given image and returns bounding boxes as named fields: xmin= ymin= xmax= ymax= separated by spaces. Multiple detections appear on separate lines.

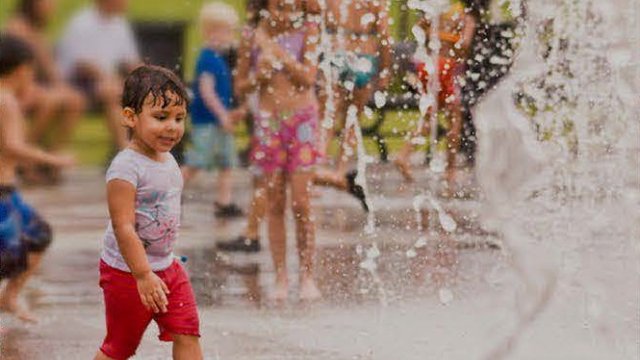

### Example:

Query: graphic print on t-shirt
xmin=134 ymin=189 xmax=180 ymax=253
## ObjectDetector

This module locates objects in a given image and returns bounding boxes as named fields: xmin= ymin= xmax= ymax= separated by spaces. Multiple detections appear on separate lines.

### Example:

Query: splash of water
xmin=475 ymin=0 xmax=638 ymax=357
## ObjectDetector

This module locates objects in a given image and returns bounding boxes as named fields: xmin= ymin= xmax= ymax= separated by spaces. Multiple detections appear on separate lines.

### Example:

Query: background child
xmin=181 ymin=2 xmax=245 ymax=219
xmin=95 ymin=65 xmax=202 ymax=360
xmin=215 ymin=0 xmax=268 ymax=253
xmin=319 ymin=0 xmax=392 ymax=172
xmin=242 ymin=0 xmax=322 ymax=300
xmin=0 ymin=34 xmax=74 ymax=323
xmin=393 ymin=0 xmax=476 ymax=192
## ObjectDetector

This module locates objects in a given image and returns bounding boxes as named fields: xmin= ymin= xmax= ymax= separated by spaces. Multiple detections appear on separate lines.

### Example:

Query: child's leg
xmin=312 ymin=167 xmax=347 ymax=190
xmin=245 ymin=176 xmax=267 ymax=240
xmin=27 ymin=85 xmax=60 ymax=145
xmin=290 ymin=171 xmax=321 ymax=300
xmin=48 ymin=84 xmax=86 ymax=151
xmin=216 ymin=168 xmax=233 ymax=206
xmin=321 ymin=84 xmax=347 ymax=159
xmin=394 ymin=113 xmax=432 ymax=183
xmin=445 ymin=104 xmax=462 ymax=190
xmin=172 ymin=334 xmax=203 ymax=360
xmin=215 ymin=176 xmax=266 ymax=252
xmin=93 ymin=350 xmax=115 ymax=360
xmin=266 ymin=172 xmax=288 ymax=299
xmin=0 ymin=252 xmax=43 ymax=323
xmin=335 ymin=124 xmax=357 ymax=174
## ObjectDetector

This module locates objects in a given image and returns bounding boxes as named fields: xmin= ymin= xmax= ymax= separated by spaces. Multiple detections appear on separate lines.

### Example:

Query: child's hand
xmin=135 ymin=271 xmax=170 ymax=313
xmin=51 ymin=153 xmax=76 ymax=168
xmin=229 ymin=108 xmax=247 ymax=124
xmin=256 ymin=56 xmax=275 ymax=82
xmin=254 ymin=27 xmax=269 ymax=46
xmin=220 ymin=116 xmax=235 ymax=134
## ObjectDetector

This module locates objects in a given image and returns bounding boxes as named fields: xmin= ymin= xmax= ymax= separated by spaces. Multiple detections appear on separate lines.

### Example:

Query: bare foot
xmin=0 ymin=299 xmax=38 ymax=324
xmin=299 ymin=277 xmax=321 ymax=301
xmin=270 ymin=277 xmax=289 ymax=301
xmin=393 ymin=158 xmax=414 ymax=183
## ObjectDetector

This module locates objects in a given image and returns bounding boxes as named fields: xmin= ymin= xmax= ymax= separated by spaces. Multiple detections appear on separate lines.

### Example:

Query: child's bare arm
xmin=260 ymin=23 xmax=320 ymax=88
xmin=199 ymin=73 xmax=233 ymax=132
xmin=0 ymin=95 xmax=74 ymax=167
xmin=234 ymin=31 xmax=257 ymax=101
xmin=461 ymin=14 xmax=477 ymax=51
xmin=289 ymin=22 xmax=320 ymax=87
xmin=107 ymin=179 xmax=170 ymax=313
xmin=376 ymin=1 xmax=393 ymax=89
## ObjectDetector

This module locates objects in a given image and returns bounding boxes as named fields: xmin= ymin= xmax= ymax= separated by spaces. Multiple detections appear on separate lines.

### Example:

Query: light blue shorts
xmin=184 ymin=123 xmax=238 ymax=170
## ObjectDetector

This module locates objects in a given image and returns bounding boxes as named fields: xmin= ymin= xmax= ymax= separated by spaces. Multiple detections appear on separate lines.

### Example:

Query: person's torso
xmin=101 ymin=149 xmax=183 ymax=272
xmin=253 ymin=29 xmax=317 ymax=112
xmin=325 ymin=0 xmax=382 ymax=55
xmin=438 ymin=2 xmax=468 ymax=58
xmin=190 ymin=48 xmax=234 ymax=125
xmin=0 ymin=92 xmax=23 ymax=186
xmin=69 ymin=7 xmax=134 ymax=74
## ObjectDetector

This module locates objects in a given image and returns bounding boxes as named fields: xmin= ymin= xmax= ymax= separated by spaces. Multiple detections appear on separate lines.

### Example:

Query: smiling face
xmin=123 ymin=92 xmax=186 ymax=159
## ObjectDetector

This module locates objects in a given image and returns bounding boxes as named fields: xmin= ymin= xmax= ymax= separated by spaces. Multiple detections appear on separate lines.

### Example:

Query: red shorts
xmin=98 ymin=260 xmax=200 ymax=360
xmin=416 ymin=57 xmax=464 ymax=104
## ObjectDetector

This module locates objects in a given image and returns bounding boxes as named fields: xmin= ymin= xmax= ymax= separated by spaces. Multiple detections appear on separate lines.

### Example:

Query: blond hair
xmin=199 ymin=2 xmax=239 ymax=29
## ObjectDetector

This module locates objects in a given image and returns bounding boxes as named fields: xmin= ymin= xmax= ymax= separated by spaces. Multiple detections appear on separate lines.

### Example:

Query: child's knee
xmin=173 ymin=334 xmax=200 ymax=348
xmin=67 ymin=90 xmax=87 ymax=113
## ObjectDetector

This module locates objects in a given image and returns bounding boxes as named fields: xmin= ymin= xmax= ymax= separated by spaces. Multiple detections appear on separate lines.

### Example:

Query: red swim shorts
xmin=416 ymin=57 xmax=464 ymax=104
xmin=98 ymin=260 xmax=200 ymax=360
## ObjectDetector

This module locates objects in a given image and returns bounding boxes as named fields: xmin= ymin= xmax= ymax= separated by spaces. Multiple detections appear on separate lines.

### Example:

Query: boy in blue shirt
xmin=182 ymin=2 xmax=245 ymax=218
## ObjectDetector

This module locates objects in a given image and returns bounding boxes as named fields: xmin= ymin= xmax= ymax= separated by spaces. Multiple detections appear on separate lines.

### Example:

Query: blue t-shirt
xmin=189 ymin=48 xmax=233 ymax=125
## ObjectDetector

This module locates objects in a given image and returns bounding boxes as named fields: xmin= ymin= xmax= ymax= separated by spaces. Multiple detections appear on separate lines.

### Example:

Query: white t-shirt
xmin=57 ymin=6 xmax=139 ymax=79
xmin=102 ymin=149 xmax=183 ymax=272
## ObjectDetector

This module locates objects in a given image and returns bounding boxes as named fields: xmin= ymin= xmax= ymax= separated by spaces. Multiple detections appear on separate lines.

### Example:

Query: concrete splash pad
xmin=0 ymin=166 xmax=636 ymax=359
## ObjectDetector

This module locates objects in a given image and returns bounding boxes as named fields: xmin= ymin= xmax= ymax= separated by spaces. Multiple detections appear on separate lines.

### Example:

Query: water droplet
xmin=374 ymin=91 xmax=387 ymax=109
xmin=438 ymin=288 xmax=454 ymax=305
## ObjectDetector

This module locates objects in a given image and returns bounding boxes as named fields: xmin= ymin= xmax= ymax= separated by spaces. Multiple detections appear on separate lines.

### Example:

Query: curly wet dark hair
xmin=121 ymin=65 xmax=189 ymax=114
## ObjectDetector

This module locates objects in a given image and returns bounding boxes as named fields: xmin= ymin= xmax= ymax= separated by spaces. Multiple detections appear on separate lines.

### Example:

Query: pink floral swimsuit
xmin=251 ymin=106 xmax=319 ymax=174
xmin=249 ymin=28 xmax=320 ymax=174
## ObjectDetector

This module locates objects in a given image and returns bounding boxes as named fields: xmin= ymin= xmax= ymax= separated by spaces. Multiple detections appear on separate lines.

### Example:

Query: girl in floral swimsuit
xmin=235 ymin=0 xmax=322 ymax=301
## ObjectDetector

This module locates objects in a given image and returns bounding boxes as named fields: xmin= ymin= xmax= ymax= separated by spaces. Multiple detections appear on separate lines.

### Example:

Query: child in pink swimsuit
xmin=237 ymin=0 xmax=321 ymax=300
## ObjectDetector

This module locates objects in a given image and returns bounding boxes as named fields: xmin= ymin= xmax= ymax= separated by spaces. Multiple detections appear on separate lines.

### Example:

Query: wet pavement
xmin=0 ymin=166 xmax=635 ymax=359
